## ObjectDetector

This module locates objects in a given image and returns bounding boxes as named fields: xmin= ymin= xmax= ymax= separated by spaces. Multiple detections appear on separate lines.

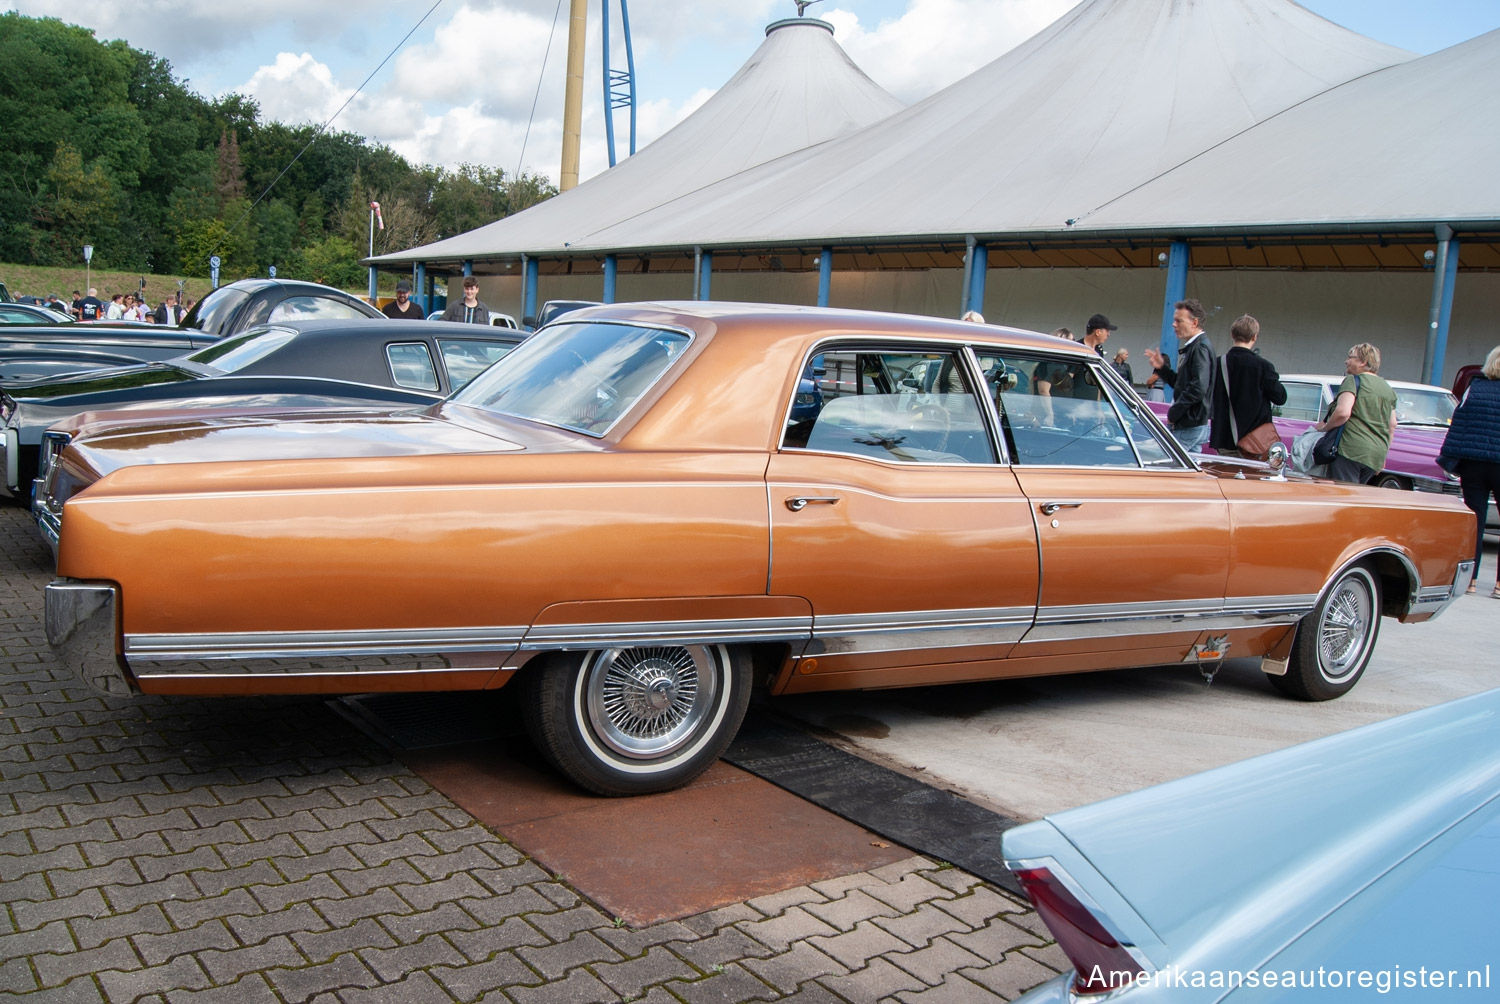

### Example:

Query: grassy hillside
xmin=0 ymin=263 xmax=389 ymax=306
xmin=1 ymin=263 xmax=214 ymax=306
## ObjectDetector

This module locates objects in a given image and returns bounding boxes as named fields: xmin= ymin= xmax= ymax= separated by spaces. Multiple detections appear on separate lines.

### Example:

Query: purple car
xmin=1147 ymin=374 xmax=1460 ymax=497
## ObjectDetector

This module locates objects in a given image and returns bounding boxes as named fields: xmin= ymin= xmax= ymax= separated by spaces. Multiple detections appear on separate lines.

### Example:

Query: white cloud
xmin=825 ymin=0 xmax=1076 ymax=99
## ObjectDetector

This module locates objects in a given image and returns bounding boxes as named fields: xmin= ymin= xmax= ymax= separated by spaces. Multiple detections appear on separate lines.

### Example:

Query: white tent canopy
xmin=373 ymin=17 xmax=903 ymax=267
xmin=1076 ymin=27 xmax=1500 ymax=232
xmin=565 ymin=0 xmax=1412 ymax=253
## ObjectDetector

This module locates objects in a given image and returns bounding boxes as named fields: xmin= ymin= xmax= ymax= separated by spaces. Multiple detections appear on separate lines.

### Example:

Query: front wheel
xmin=1372 ymin=473 xmax=1409 ymax=490
xmin=522 ymin=644 xmax=751 ymax=795
xmin=1270 ymin=564 xmax=1381 ymax=701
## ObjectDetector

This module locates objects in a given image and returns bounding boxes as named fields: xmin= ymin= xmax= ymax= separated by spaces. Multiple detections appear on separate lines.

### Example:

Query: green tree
xmin=303 ymin=235 xmax=363 ymax=288
xmin=30 ymin=141 xmax=121 ymax=266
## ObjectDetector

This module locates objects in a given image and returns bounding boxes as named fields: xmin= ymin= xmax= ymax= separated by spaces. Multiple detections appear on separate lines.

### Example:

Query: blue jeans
xmin=1172 ymin=423 xmax=1210 ymax=452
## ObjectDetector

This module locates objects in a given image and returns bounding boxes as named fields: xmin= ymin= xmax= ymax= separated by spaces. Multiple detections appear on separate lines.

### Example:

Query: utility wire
xmin=214 ymin=0 xmax=446 ymax=258
xmin=517 ymin=0 xmax=568 ymax=183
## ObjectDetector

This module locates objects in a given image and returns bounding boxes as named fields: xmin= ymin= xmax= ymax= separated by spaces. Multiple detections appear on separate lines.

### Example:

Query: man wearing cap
xmin=440 ymin=277 xmax=491 ymax=325
xmin=1082 ymin=313 xmax=1115 ymax=355
xmin=382 ymin=280 xmax=426 ymax=320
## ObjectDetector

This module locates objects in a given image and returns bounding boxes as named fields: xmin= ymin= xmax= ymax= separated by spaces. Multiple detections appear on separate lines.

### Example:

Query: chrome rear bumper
xmin=1407 ymin=560 xmax=1476 ymax=620
xmin=45 ymin=580 xmax=135 ymax=696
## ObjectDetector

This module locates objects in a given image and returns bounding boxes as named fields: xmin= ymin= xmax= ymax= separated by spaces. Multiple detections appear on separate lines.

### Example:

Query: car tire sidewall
xmin=525 ymin=644 xmax=750 ymax=795
xmin=1278 ymin=564 xmax=1381 ymax=701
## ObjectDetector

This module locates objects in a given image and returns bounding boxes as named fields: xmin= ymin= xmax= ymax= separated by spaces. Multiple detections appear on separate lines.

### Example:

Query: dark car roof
xmin=10 ymin=318 xmax=525 ymax=404
xmin=196 ymin=319 xmax=523 ymax=381
xmin=180 ymin=278 xmax=382 ymax=336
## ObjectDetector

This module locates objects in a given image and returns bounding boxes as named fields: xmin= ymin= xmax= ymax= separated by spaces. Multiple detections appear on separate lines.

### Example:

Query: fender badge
xmin=1188 ymin=636 xmax=1230 ymax=662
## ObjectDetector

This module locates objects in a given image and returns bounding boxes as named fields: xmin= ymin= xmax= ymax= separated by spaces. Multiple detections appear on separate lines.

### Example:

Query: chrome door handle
xmin=785 ymin=496 xmax=841 ymax=512
xmin=1039 ymin=500 xmax=1085 ymax=516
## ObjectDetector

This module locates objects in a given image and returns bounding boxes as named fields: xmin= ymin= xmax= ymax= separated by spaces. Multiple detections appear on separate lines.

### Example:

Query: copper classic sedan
xmin=42 ymin=303 xmax=1475 ymax=794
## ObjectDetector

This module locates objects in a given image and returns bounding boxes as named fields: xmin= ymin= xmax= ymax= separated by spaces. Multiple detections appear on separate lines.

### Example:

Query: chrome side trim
xmin=521 ymin=615 xmax=812 ymax=650
xmin=44 ymin=579 xmax=134 ymax=696
xmin=1021 ymin=595 xmax=1315 ymax=643
xmin=130 ymin=654 xmax=481 ymax=680
xmin=806 ymin=606 xmax=1034 ymax=655
xmin=124 ymin=625 xmax=528 ymax=661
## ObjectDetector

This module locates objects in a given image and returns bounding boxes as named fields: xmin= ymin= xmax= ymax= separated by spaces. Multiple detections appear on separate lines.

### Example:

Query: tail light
xmin=1012 ymin=865 xmax=1147 ymax=995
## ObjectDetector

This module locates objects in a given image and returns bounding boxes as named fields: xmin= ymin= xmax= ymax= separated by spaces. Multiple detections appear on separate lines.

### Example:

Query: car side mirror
xmin=1265 ymin=440 xmax=1288 ymax=479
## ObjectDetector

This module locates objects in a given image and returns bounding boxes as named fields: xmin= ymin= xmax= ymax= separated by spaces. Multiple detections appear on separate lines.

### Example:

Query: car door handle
xmin=785 ymin=496 xmax=841 ymax=512
xmin=1039 ymin=500 xmax=1085 ymax=516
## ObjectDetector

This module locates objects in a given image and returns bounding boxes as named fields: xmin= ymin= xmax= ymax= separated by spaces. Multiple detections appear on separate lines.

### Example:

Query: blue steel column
xmin=968 ymin=242 xmax=988 ymax=317
xmin=523 ymin=256 xmax=539 ymax=325
xmin=960 ymin=237 xmax=976 ymax=316
xmin=817 ymin=248 xmax=833 ymax=306
xmin=603 ymin=255 xmax=618 ymax=303
xmin=696 ymin=249 xmax=713 ymax=301
xmin=414 ymin=263 xmax=427 ymax=314
xmin=1158 ymin=241 xmax=1190 ymax=401
xmin=1423 ymin=226 xmax=1459 ymax=386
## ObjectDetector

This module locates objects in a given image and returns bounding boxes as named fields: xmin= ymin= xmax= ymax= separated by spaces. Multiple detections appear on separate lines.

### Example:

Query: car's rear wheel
xmin=522 ymin=644 xmax=750 ymax=795
xmin=1271 ymin=564 xmax=1381 ymax=701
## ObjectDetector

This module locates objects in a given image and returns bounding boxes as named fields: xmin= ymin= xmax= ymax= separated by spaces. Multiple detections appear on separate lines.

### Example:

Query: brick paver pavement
xmin=1 ymin=506 xmax=1064 ymax=1002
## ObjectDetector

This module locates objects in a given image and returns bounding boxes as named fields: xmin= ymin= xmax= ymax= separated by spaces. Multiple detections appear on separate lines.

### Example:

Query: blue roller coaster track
xmin=601 ymin=0 xmax=637 ymax=167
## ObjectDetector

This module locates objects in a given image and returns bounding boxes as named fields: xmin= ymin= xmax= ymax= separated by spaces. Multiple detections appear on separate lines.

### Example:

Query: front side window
xmin=1276 ymin=381 xmax=1326 ymax=422
xmin=438 ymin=338 xmax=517 ymax=391
xmin=991 ymin=354 xmax=1152 ymax=468
xmin=386 ymin=342 xmax=440 ymax=391
xmin=452 ymin=321 xmax=690 ymax=436
xmin=783 ymin=346 xmax=994 ymax=464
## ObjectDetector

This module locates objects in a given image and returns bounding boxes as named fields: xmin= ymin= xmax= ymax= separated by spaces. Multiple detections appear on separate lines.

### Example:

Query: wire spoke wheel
xmin=523 ymin=643 xmax=751 ymax=795
xmin=1273 ymin=563 xmax=1381 ymax=702
xmin=1317 ymin=576 xmax=1375 ymax=683
xmin=587 ymin=646 xmax=715 ymax=759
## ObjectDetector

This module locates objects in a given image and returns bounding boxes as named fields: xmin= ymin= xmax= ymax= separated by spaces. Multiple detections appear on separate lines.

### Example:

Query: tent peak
xmin=766 ymin=17 xmax=833 ymax=38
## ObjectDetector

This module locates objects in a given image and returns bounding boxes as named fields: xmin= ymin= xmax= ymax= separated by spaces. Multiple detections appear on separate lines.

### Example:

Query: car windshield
xmin=451 ymin=321 xmax=690 ymax=435
xmin=182 ymin=326 xmax=297 ymax=373
xmin=1393 ymin=386 xmax=1457 ymax=427
xmin=182 ymin=286 xmax=249 ymax=332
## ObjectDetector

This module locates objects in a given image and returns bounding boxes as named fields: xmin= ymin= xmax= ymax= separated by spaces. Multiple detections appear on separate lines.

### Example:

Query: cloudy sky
xmin=7 ymin=0 xmax=1499 ymax=186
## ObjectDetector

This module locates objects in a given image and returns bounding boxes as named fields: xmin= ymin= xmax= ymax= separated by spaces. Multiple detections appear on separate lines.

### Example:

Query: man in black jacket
xmin=1144 ymin=298 xmax=1214 ymax=451
xmin=1210 ymin=315 xmax=1287 ymax=457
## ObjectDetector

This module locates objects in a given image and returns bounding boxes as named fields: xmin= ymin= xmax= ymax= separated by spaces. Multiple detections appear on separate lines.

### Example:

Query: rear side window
xmin=268 ymin=295 xmax=372 ymax=322
xmin=783 ymin=346 xmax=995 ymax=465
xmin=439 ymin=338 xmax=516 ymax=391
xmin=387 ymin=342 xmax=440 ymax=391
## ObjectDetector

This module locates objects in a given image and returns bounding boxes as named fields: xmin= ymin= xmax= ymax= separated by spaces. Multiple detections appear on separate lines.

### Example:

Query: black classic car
xmin=3 ymin=318 xmax=525 ymax=503
xmin=180 ymin=277 xmax=381 ymax=335
xmin=0 ymin=278 xmax=383 ymax=386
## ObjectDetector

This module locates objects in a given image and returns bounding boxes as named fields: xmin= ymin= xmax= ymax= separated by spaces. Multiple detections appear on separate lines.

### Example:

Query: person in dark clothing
xmin=77 ymin=288 xmax=104 ymax=322
xmin=1438 ymin=344 xmax=1500 ymax=596
xmin=1209 ymin=314 xmax=1287 ymax=458
xmin=382 ymin=280 xmax=425 ymax=320
xmin=1144 ymin=298 xmax=1214 ymax=451
xmin=440 ymin=276 xmax=491 ymax=325
xmin=1110 ymin=348 xmax=1133 ymax=384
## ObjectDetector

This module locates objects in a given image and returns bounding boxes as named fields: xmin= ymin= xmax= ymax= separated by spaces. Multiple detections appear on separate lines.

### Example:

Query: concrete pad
xmin=778 ymin=542 xmax=1500 ymax=823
